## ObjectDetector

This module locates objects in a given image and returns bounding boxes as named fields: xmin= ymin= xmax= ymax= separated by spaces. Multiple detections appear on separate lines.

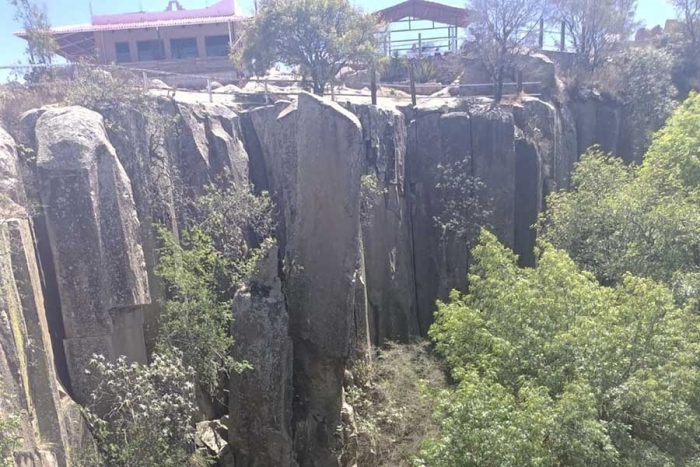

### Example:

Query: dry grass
xmin=345 ymin=341 xmax=447 ymax=467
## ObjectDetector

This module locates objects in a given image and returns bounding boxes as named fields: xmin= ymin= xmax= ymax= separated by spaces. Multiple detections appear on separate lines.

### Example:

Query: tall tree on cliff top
xmin=235 ymin=0 xmax=378 ymax=95
xmin=669 ymin=0 xmax=700 ymax=46
xmin=465 ymin=0 xmax=547 ymax=102
xmin=9 ymin=0 xmax=58 ymax=73
xmin=550 ymin=0 xmax=638 ymax=70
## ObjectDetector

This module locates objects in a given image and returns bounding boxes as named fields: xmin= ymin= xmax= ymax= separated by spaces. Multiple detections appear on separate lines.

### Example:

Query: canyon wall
xmin=0 ymin=90 xmax=624 ymax=466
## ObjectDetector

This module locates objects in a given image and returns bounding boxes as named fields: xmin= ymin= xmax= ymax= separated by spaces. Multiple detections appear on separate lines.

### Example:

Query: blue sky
xmin=0 ymin=0 xmax=677 ymax=71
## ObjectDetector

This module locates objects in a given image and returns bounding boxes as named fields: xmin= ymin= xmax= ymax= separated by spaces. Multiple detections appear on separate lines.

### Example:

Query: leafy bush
xmin=345 ymin=342 xmax=446 ymax=467
xmin=413 ymin=59 xmax=437 ymax=84
xmin=434 ymin=157 xmax=490 ymax=247
xmin=423 ymin=230 xmax=700 ymax=466
xmin=79 ymin=353 xmax=208 ymax=467
xmin=540 ymin=94 xmax=700 ymax=289
xmin=0 ymin=382 xmax=21 ymax=467
xmin=156 ymin=182 xmax=274 ymax=393
xmin=377 ymin=53 xmax=409 ymax=83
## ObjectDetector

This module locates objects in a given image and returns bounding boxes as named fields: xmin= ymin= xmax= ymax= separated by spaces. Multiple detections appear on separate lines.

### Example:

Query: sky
xmin=0 ymin=0 xmax=678 ymax=74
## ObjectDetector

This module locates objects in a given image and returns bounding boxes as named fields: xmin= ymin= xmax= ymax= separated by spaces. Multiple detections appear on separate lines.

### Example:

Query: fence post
xmin=264 ymin=80 xmax=269 ymax=104
xmin=207 ymin=78 xmax=213 ymax=103
xmin=142 ymin=71 xmax=148 ymax=91
xmin=370 ymin=61 xmax=377 ymax=106
xmin=331 ymin=79 xmax=335 ymax=102
xmin=517 ymin=71 xmax=523 ymax=94
xmin=409 ymin=60 xmax=417 ymax=107
xmin=539 ymin=18 xmax=544 ymax=49
xmin=560 ymin=21 xmax=566 ymax=52
xmin=418 ymin=33 xmax=423 ymax=58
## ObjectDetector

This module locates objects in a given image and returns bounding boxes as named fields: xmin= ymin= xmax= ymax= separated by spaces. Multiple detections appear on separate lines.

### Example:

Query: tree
xmin=9 ymin=0 xmax=58 ymax=79
xmin=669 ymin=0 xmax=700 ymax=46
xmin=155 ymin=181 xmax=274 ymax=394
xmin=550 ymin=0 xmax=638 ymax=70
xmin=236 ymin=0 xmax=378 ymax=95
xmin=465 ymin=0 xmax=546 ymax=102
xmin=539 ymin=94 xmax=700 ymax=293
xmin=422 ymin=230 xmax=700 ymax=466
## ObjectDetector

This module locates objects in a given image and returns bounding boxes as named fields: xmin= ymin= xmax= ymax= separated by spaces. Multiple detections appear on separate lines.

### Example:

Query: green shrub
xmin=345 ymin=342 xmax=446 ymax=467
xmin=0 ymin=382 xmax=21 ymax=467
xmin=540 ymin=95 xmax=700 ymax=290
xmin=79 ymin=353 xmax=209 ymax=467
xmin=423 ymin=230 xmax=700 ymax=466
xmin=377 ymin=53 xmax=409 ymax=83
xmin=413 ymin=59 xmax=437 ymax=84
xmin=156 ymin=181 xmax=274 ymax=393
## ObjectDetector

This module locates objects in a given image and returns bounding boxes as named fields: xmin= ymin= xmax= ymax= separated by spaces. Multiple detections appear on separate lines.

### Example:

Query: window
xmin=205 ymin=35 xmax=229 ymax=57
xmin=115 ymin=42 xmax=131 ymax=63
xmin=170 ymin=37 xmax=198 ymax=59
xmin=137 ymin=40 xmax=164 ymax=61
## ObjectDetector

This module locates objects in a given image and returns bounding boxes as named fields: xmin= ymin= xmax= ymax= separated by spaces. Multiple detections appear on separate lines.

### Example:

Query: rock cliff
xmin=0 ymin=90 xmax=625 ymax=466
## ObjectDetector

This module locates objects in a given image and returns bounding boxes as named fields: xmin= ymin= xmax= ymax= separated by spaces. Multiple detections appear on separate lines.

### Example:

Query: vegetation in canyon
xmin=0 ymin=383 xmax=20 ymax=467
xmin=417 ymin=93 xmax=700 ymax=466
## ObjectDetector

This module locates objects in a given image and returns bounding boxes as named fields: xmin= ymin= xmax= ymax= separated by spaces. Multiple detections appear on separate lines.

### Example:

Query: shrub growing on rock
xmin=79 ymin=353 xmax=207 ymax=467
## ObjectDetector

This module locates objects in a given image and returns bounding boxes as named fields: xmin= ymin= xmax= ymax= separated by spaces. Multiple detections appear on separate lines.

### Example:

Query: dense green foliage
xmin=423 ymin=231 xmax=700 ymax=466
xmin=236 ymin=0 xmax=377 ymax=94
xmin=156 ymin=183 xmax=274 ymax=393
xmin=540 ymin=94 xmax=700 ymax=291
xmin=0 ymin=382 xmax=20 ymax=467
xmin=79 ymin=353 xmax=207 ymax=467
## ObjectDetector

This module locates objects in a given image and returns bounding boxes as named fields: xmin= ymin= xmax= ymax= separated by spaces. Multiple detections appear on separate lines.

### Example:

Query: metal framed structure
xmin=376 ymin=0 xmax=473 ymax=56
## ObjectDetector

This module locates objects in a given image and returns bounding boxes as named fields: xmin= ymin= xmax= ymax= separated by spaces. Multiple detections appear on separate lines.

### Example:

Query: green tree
xmin=540 ymin=94 xmax=700 ymax=290
xmin=9 ymin=0 xmax=58 ymax=80
xmin=155 ymin=182 xmax=274 ymax=393
xmin=422 ymin=230 xmax=700 ymax=466
xmin=236 ymin=0 xmax=378 ymax=95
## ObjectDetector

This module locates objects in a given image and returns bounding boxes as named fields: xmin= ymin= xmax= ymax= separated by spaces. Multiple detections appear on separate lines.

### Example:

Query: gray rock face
xmin=406 ymin=103 xmax=516 ymax=331
xmin=285 ymin=93 xmax=363 ymax=467
xmin=345 ymin=103 xmax=419 ymax=345
xmin=34 ymin=107 xmax=150 ymax=404
xmin=0 ymin=127 xmax=90 ymax=467
xmin=230 ymin=244 xmax=294 ymax=467
xmin=572 ymin=91 xmax=622 ymax=157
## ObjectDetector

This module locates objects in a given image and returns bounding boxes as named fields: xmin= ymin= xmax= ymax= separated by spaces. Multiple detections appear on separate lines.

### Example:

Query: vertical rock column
xmin=0 ymin=127 xmax=89 ymax=467
xmin=34 ymin=107 xmax=150 ymax=404
xmin=345 ymin=103 xmax=419 ymax=346
xmin=230 ymin=244 xmax=294 ymax=467
xmin=286 ymin=94 xmax=363 ymax=467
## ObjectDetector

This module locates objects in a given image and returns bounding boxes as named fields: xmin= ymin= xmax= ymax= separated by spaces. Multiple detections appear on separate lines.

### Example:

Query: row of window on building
xmin=115 ymin=35 xmax=230 ymax=63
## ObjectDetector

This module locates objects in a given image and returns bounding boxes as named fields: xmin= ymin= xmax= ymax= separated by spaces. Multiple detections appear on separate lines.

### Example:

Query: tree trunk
xmin=312 ymin=80 xmax=325 ymax=96
xmin=495 ymin=69 xmax=504 ymax=103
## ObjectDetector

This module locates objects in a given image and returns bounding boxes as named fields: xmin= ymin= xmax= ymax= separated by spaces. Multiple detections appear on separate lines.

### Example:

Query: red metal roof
xmin=377 ymin=0 xmax=473 ymax=27
xmin=91 ymin=0 xmax=238 ymax=26
xmin=14 ymin=14 xmax=247 ymax=37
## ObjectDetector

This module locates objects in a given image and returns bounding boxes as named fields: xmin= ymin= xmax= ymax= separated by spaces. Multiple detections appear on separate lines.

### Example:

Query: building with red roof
xmin=15 ymin=0 xmax=247 ymax=82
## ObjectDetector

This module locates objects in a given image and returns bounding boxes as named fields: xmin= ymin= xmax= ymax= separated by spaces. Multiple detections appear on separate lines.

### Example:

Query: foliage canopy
xmin=236 ymin=0 xmax=378 ymax=95
xmin=540 ymin=94 xmax=700 ymax=292
xmin=423 ymin=230 xmax=700 ymax=466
